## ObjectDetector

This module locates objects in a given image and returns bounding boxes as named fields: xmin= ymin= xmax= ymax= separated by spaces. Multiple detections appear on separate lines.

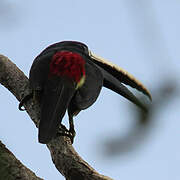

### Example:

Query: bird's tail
xmin=38 ymin=78 xmax=75 ymax=144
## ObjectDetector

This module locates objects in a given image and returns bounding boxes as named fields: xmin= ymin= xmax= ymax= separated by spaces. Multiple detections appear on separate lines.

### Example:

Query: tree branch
xmin=0 ymin=54 xmax=113 ymax=180
xmin=0 ymin=140 xmax=42 ymax=180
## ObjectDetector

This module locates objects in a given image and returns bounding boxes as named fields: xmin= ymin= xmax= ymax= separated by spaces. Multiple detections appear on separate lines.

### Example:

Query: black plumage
xmin=19 ymin=41 xmax=151 ymax=144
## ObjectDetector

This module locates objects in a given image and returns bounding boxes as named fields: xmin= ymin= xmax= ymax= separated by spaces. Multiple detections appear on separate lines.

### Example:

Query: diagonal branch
xmin=0 ymin=54 xmax=113 ymax=180
xmin=0 ymin=140 xmax=43 ymax=180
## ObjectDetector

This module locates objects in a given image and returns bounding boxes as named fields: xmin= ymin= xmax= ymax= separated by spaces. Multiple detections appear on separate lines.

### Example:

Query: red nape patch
xmin=49 ymin=51 xmax=85 ymax=83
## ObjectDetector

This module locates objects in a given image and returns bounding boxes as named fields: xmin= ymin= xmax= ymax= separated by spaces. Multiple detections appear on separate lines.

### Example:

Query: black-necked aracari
xmin=19 ymin=41 xmax=151 ymax=144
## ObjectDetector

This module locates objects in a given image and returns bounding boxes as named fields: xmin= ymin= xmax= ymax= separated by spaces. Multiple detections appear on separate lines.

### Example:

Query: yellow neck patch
xmin=76 ymin=75 xmax=85 ymax=89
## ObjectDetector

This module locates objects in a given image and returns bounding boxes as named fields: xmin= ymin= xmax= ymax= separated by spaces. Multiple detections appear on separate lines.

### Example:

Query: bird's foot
xmin=57 ymin=124 xmax=75 ymax=144
xmin=19 ymin=93 xmax=33 ymax=111
xmin=69 ymin=127 xmax=76 ymax=144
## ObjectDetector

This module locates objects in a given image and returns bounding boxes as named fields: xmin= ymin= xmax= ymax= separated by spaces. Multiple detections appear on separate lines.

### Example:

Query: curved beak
xmin=89 ymin=51 xmax=152 ymax=101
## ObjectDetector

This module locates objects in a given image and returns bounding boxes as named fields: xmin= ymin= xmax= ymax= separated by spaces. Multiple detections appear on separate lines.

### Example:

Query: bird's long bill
xmin=100 ymin=66 xmax=148 ymax=112
xmin=38 ymin=78 xmax=75 ymax=144
xmin=89 ymin=51 xmax=152 ymax=101
xmin=110 ymin=81 xmax=148 ymax=112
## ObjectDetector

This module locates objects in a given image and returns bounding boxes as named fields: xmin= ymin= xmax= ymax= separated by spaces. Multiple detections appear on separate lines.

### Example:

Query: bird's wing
xmin=72 ymin=61 xmax=103 ymax=110
xmin=29 ymin=51 xmax=54 ymax=90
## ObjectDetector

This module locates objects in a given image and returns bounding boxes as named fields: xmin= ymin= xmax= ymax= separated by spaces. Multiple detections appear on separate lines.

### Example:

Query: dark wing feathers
xmin=73 ymin=61 xmax=103 ymax=109
xmin=29 ymin=51 xmax=54 ymax=90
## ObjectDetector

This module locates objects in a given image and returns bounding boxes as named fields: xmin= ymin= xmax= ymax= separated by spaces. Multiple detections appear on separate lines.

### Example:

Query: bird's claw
xmin=57 ymin=125 xmax=76 ymax=144
xmin=69 ymin=128 xmax=76 ymax=144
xmin=18 ymin=93 xmax=33 ymax=111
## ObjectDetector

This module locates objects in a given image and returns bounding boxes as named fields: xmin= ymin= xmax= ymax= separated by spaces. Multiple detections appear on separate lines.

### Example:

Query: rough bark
xmin=0 ymin=141 xmax=42 ymax=180
xmin=0 ymin=54 xmax=113 ymax=180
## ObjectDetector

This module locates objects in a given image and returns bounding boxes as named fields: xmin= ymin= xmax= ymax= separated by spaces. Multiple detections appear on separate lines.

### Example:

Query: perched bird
xmin=19 ymin=41 xmax=151 ymax=144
